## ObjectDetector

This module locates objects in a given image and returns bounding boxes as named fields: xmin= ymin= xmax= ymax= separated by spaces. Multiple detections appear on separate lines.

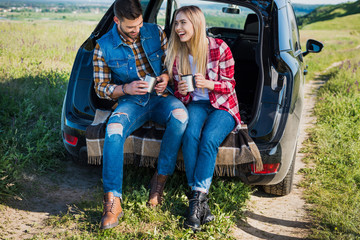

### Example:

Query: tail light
xmin=63 ymin=132 xmax=78 ymax=146
xmin=251 ymin=163 xmax=280 ymax=174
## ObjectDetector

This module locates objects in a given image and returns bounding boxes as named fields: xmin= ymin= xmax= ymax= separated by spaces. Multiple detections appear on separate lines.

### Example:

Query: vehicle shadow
xmin=236 ymin=217 xmax=309 ymax=240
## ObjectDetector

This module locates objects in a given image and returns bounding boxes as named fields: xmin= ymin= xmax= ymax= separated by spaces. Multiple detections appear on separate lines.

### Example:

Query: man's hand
xmin=154 ymin=73 xmax=169 ymax=94
xmin=125 ymin=80 xmax=149 ymax=95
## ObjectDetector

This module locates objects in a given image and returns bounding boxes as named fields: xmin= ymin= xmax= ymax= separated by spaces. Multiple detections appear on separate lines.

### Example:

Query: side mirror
xmin=222 ymin=5 xmax=240 ymax=14
xmin=302 ymin=39 xmax=324 ymax=57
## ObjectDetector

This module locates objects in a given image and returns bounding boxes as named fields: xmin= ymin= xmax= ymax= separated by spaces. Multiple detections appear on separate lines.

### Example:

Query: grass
xmin=299 ymin=14 xmax=360 ymax=240
xmin=300 ymin=14 xmax=360 ymax=81
xmin=0 ymin=11 xmax=105 ymax=22
xmin=43 ymin=167 xmax=250 ymax=239
xmin=0 ymin=20 xmax=94 ymax=198
xmin=0 ymin=19 xmax=251 ymax=239
xmin=297 ymin=0 xmax=360 ymax=27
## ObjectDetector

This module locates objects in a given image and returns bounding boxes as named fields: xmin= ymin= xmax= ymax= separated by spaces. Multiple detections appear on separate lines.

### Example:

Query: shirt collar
xmin=111 ymin=24 xmax=140 ymax=48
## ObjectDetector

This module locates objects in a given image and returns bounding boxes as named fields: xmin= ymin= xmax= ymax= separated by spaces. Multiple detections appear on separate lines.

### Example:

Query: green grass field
xmin=300 ymin=13 xmax=360 ymax=240
xmin=0 ymin=20 xmax=94 ymax=197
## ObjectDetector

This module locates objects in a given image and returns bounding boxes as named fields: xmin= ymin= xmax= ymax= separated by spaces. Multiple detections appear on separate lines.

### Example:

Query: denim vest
xmin=97 ymin=23 xmax=166 ymax=105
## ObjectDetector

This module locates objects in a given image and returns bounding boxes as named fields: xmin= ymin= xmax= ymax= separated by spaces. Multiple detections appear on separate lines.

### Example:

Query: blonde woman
xmin=165 ymin=6 xmax=241 ymax=231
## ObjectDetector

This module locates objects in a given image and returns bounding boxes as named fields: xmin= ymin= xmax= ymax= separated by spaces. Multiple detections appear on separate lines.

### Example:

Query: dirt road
xmin=230 ymin=72 xmax=332 ymax=239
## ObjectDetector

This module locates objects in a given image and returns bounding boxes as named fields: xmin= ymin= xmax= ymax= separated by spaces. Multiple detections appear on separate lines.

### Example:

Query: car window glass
xmin=157 ymin=2 xmax=166 ymax=27
xmin=157 ymin=0 xmax=178 ymax=29
xmin=287 ymin=3 xmax=301 ymax=52
xmin=160 ymin=0 xmax=255 ymax=30
xmin=140 ymin=0 xmax=151 ymax=14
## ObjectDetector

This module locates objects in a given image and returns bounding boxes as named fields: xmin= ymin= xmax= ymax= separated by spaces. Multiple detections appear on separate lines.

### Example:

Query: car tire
xmin=262 ymin=148 xmax=296 ymax=196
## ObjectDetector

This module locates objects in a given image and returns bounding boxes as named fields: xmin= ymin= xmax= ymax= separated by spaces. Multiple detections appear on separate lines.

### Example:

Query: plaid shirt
xmin=173 ymin=37 xmax=241 ymax=131
xmin=93 ymin=25 xmax=167 ymax=100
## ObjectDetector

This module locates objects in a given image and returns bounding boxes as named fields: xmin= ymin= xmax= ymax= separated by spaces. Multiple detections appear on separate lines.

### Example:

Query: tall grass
xmin=300 ymin=13 xmax=360 ymax=239
xmin=0 ymin=21 xmax=95 ymax=198
xmin=300 ymin=14 xmax=360 ymax=80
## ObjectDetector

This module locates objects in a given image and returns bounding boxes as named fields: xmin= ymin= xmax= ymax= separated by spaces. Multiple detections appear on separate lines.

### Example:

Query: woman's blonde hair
xmin=165 ymin=5 xmax=208 ymax=80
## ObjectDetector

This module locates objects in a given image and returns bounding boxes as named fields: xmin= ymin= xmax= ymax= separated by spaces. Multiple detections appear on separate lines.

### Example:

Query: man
xmin=93 ymin=0 xmax=188 ymax=230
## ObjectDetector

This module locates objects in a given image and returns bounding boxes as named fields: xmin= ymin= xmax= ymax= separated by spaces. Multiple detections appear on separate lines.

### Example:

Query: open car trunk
xmin=207 ymin=13 xmax=261 ymax=124
xmin=71 ymin=12 xmax=263 ymax=127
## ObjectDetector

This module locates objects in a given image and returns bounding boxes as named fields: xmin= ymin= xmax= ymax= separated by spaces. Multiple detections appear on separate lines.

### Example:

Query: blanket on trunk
xmin=85 ymin=109 xmax=263 ymax=177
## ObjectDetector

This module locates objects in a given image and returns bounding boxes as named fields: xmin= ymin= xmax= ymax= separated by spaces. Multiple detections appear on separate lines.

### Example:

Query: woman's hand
xmin=194 ymin=73 xmax=214 ymax=90
xmin=178 ymin=80 xmax=188 ymax=96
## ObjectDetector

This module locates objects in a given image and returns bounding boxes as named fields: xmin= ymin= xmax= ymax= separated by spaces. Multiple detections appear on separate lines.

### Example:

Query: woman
xmin=165 ymin=6 xmax=242 ymax=231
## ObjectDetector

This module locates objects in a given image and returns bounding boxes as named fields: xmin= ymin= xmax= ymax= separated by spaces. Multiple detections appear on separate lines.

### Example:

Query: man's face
xmin=114 ymin=15 xmax=143 ymax=42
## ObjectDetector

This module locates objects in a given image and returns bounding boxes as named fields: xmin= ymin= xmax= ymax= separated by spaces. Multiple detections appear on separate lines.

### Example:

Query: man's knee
xmin=107 ymin=123 xmax=124 ymax=137
xmin=107 ymin=112 xmax=130 ymax=138
xmin=171 ymin=108 xmax=188 ymax=124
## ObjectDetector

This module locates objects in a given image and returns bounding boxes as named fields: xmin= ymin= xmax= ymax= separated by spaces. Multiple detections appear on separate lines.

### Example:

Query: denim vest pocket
xmin=147 ymin=48 xmax=163 ymax=61
xmin=107 ymin=59 xmax=129 ymax=82
xmin=147 ymin=48 xmax=163 ymax=76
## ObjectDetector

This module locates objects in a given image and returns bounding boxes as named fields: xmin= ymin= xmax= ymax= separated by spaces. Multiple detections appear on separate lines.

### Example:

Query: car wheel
xmin=262 ymin=148 xmax=296 ymax=196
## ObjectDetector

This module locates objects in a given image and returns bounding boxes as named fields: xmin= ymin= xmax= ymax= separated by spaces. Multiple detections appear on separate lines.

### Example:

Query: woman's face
xmin=174 ymin=11 xmax=194 ymax=43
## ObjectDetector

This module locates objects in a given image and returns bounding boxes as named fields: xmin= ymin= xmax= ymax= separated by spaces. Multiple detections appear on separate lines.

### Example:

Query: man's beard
xmin=119 ymin=24 xmax=139 ymax=41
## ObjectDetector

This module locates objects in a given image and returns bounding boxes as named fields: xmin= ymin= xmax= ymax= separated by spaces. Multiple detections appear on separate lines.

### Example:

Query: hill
xmin=292 ymin=4 xmax=324 ymax=16
xmin=298 ymin=0 xmax=360 ymax=27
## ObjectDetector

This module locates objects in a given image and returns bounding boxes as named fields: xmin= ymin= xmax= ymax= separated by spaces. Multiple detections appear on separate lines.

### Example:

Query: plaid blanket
xmin=85 ymin=109 xmax=263 ymax=177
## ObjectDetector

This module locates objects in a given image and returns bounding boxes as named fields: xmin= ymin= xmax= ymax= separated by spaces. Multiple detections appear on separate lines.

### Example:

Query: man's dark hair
xmin=114 ymin=0 xmax=143 ymax=20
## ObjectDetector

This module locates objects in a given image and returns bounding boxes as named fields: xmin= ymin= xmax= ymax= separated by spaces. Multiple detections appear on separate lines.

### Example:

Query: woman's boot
xmin=184 ymin=190 xmax=206 ymax=231
xmin=201 ymin=197 xmax=215 ymax=224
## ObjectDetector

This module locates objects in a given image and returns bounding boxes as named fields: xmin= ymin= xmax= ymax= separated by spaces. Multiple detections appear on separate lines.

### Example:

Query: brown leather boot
xmin=147 ymin=171 xmax=168 ymax=207
xmin=100 ymin=192 xmax=124 ymax=230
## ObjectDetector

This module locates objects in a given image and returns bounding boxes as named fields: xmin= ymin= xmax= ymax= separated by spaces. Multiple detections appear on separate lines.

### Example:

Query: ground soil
xmin=0 ymin=75 xmax=328 ymax=240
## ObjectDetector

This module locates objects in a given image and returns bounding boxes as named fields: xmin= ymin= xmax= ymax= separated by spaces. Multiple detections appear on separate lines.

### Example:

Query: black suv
xmin=61 ymin=0 xmax=323 ymax=196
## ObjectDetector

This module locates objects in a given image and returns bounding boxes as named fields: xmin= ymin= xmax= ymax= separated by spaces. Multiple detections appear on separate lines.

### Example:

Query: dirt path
xmin=0 ymin=163 xmax=102 ymax=239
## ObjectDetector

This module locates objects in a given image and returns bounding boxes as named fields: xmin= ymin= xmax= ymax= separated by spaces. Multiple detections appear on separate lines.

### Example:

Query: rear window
xmin=157 ymin=0 xmax=256 ymax=30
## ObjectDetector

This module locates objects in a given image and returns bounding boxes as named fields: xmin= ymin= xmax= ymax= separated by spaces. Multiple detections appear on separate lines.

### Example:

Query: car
xmin=61 ymin=0 xmax=323 ymax=196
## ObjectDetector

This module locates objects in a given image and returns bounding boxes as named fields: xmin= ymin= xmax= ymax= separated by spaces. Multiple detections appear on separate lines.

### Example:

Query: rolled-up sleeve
xmin=93 ymin=43 xmax=117 ymax=100
xmin=212 ymin=41 xmax=235 ymax=94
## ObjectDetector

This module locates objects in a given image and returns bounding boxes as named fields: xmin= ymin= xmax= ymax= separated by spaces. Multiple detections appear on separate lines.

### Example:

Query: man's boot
xmin=184 ymin=190 xmax=206 ymax=232
xmin=147 ymin=171 xmax=168 ymax=207
xmin=201 ymin=197 xmax=215 ymax=224
xmin=100 ymin=192 xmax=124 ymax=230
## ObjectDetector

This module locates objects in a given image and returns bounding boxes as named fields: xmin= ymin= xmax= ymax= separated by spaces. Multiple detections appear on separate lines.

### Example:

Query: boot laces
xmin=189 ymin=198 xmax=201 ymax=218
xmin=104 ymin=196 xmax=117 ymax=214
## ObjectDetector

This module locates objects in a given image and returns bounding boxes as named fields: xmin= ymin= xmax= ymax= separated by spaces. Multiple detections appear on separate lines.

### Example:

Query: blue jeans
xmin=182 ymin=101 xmax=235 ymax=193
xmin=103 ymin=94 xmax=188 ymax=198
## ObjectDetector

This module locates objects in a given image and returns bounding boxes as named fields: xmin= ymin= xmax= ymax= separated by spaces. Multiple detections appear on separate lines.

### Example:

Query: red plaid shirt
xmin=173 ymin=37 xmax=241 ymax=131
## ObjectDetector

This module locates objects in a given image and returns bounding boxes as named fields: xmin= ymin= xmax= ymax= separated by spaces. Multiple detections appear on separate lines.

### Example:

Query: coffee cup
xmin=144 ymin=75 xmax=157 ymax=93
xmin=181 ymin=74 xmax=196 ymax=92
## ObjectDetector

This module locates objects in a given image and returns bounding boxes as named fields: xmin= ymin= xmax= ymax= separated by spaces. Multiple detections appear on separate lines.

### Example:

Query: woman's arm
xmin=211 ymin=40 xmax=236 ymax=94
